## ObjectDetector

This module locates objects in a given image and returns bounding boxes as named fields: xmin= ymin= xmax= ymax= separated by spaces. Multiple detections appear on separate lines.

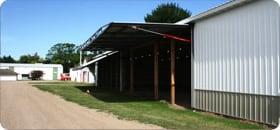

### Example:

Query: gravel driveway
xmin=0 ymin=81 xmax=163 ymax=129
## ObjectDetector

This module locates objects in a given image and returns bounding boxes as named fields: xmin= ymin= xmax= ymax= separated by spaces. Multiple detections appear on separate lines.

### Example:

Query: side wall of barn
xmin=193 ymin=0 xmax=280 ymax=126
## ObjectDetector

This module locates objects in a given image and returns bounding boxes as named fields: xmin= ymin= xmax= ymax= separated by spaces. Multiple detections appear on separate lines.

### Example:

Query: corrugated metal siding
xmin=195 ymin=90 xmax=279 ymax=126
xmin=193 ymin=0 xmax=280 ymax=96
xmin=277 ymin=0 xmax=280 ymax=96
xmin=193 ymin=0 xmax=280 ymax=126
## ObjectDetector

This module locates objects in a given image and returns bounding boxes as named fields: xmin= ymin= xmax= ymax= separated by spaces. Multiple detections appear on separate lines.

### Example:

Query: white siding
xmin=57 ymin=67 xmax=63 ymax=80
xmin=0 ymin=63 xmax=63 ymax=80
xmin=70 ymin=67 xmax=95 ymax=83
xmin=14 ymin=66 xmax=53 ymax=80
xmin=0 ymin=76 xmax=17 ymax=81
xmin=42 ymin=67 xmax=53 ymax=80
xmin=194 ymin=0 xmax=280 ymax=96
xmin=70 ymin=68 xmax=82 ymax=82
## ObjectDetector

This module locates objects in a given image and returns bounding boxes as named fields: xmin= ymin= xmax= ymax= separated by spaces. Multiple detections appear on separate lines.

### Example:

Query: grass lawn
xmin=31 ymin=81 xmax=265 ymax=129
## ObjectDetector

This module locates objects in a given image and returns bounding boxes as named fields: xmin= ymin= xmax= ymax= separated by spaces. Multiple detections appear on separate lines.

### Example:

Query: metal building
xmin=70 ymin=51 xmax=117 ymax=83
xmin=79 ymin=0 xmax=280 ymax=126
xmin=0 ymin=63 xmax=63 ymax=80
xmin=177 ymin=0 xmax=280 ymax=126
xmin=80 ymin=23 xmax=191 ymax=105
xmin=0 ymin=69 xmax=18 ymax=81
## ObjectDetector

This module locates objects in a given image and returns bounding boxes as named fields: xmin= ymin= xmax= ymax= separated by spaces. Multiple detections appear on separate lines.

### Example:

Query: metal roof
xmin=72 ymin=51 xmax=118 ymax=70
xmin=0 ymin=63 xmax=62 ymax=68
xmin=0 ymin=69 xmax=18 ymax=76
xmin=176 ymin=0 xmax=254 ymax=24
xmin=81 ymin=22 xmax=189 ymax=51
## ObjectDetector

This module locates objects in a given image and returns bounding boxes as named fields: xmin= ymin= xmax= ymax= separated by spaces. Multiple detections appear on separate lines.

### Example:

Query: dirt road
xmin=0 ymin=81 xmax=163 ymax=129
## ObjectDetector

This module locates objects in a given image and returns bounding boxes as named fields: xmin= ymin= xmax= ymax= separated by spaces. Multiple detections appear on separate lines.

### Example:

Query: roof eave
xmin=80 ymin=22 xmax=189 ymax=51
xmin=80 ymin=23 xmax=111 ymax=51
xmin=72 ymin=50 xmax=118 ymax=70
xmin=176 ymin=0 xmax=254 ymax=24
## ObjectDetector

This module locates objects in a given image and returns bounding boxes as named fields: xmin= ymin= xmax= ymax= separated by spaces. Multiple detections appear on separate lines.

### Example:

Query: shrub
xmin=30 ymin=70 xmax=43 ymax=80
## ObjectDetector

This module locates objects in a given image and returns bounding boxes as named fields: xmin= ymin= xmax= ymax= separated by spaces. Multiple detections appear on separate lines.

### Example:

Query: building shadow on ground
xmin=75 ymin=86 xmax=154 ymax=103
xmin=75 ymin=85 xmax=190 ymax=109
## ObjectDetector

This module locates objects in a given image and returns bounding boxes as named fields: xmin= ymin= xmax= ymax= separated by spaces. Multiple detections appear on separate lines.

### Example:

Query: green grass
xmin=32 ymin=81 xmax=264 ymax=129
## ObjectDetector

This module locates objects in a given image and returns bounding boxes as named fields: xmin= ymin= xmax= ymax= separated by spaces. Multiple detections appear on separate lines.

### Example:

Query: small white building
xmin=70 ymin=51 xmax=118 ymax=84
xmin=0 ymin=63 xmax=63 ymax=80
xmin=0 ymin=69 xmax=18 ymax=81
xmin=70 ymin=67 xmax=95 ymax=83
xmin=70 ymin=56 xmax=97 ymax=84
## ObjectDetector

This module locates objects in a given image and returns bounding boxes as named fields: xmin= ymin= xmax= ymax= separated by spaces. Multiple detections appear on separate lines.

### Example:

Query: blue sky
xmin=1 ymin=0 xmax=228 ymax=60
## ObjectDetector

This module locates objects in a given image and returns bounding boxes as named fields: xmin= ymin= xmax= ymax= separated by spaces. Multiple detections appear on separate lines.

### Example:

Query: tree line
xmin=0 ymin=43 xmax=94 ymax=73
xmin=0 ymin=52 xmax=44 ymax=64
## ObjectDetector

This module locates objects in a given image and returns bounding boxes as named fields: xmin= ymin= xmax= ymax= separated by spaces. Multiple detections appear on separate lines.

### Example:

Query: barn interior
xmin=82 ymin=22 xmax=192 ymax=107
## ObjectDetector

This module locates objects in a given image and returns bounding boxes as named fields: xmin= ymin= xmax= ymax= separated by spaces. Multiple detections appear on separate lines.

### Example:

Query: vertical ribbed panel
xmin=193 ymin=0 xmax=280 ymax=96
xmin=192 ymin=0 xmax=280 ymax=126
xmin=277 ymin=1 xmax=280 ymax=96
xmin=194 ymin=90 xmax=279 ymax=126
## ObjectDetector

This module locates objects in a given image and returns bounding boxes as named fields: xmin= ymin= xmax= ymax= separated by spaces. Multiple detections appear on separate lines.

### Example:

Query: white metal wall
xmin=70 ymin=68 xmax=81 ymax=82
xmin=0 ymin=63 xmax=63 ymax=80
xmin=56 ymin=67 xmax=63 ymax=80
xmin=193 ymin=0 xmax=280 ymax=96
xmin=13 ymin=67 xmax=61 ymax=80
xmin=0 ymin=76 xmax=17 ymax=81
xmin=70 ymin=67 xmax=95 ymax=83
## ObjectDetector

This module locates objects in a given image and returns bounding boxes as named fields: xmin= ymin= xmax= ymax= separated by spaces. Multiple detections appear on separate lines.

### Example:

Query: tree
xmin=144 ymin=3 xmax=191 ymax=23
xmin=0 ymin=55 xmax=16 ymax=63
xmin=18 ymin=52 xmax=43 ymax=63
xmin=30 ymin=70 xmax=43 ymax=80
xmin=46 ymin=43 xmax=80 ymax=73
